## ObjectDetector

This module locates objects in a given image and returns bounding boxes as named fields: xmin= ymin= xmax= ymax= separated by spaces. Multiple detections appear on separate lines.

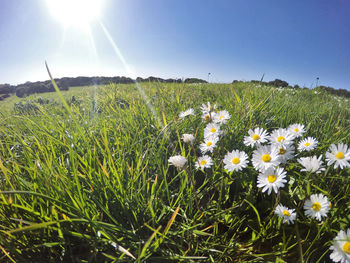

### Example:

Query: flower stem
xmin=185 ymin=167 xmax=200 ymax=210
xmin=190 ymin=144 xmax=198 ymax=161
xmin=295 ymin=222 xmax=304 ymax=263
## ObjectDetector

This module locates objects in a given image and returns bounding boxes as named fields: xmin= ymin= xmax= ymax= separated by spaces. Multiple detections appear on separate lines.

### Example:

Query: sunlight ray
xmin=86 ymin=26 xmax=98 ymax=60
xmin=99 ymin=21 xmax=162 ymax=128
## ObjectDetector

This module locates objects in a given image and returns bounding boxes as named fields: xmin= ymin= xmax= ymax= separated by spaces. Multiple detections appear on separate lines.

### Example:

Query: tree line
xmin=1 ymin=76 xmax=349 ymax=100
xmin=233 ymin=78 xmax=350 ymax=98
xmin=0 ymin=76 xmax=207 ymax=100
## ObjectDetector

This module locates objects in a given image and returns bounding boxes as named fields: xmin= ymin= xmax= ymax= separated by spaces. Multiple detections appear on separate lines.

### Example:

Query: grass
xmin=0 ymin=82 xmax=349 ymax=262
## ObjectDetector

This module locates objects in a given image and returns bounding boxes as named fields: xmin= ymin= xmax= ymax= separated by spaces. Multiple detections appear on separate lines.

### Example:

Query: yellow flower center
xmin=282 ymin=210 xmax=290 ymax=217
xmin=279 ymin=148 xmax=286 ymax=155
xmin=343 ymin=242 xmax=350 ymax=254
xmin=267 ymin=174 xmax=276 ymax=183
xmin=210 ymin=128 xmax=216 ymax=133
xmin=252 ymin=134 xmax=260 ymax=141
xmin=329 ymin=202 xmax=332 ymax=209
xmin=277 ymin=136 xmax=285 ymax=142
xmin=204 ymin=114 xmax=210 ymax=120
xmin=206 ymin=141 xmax=212 ymax=147
xmin=200 ymin=160 xmax=207 ymax=166
xmin=304 ymin=142 xmax=310 ymax=146
xmin=312 ymin=202 xmax=321 ymax=211
xmin=336 ymin=152 xmax=344 ymax=159
xmin=262 ymin=154 xmax=271 ymax=162
xmin=294 ymin=128 xmax=299 ymax=132
xmin=232 ymin=158 xmax=240 ymax=164
xmin=219 ymin=115 xmax=224 ymax=120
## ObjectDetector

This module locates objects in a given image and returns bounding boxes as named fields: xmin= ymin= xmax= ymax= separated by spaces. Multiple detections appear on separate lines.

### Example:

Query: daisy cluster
xmin=170 ymin=102 xmax=350 ymax=262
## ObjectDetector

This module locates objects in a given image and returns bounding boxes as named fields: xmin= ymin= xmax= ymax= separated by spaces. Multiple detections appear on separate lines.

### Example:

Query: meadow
xmin=0 ymin=82 xmax=349 ymax=262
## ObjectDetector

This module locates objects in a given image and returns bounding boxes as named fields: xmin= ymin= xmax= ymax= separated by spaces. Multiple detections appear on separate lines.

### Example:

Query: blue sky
xmin=0 ymin=0 xmax=349 ymax=90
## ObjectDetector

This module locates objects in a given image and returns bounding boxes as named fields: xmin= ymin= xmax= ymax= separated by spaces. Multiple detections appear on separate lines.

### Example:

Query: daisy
xmin=257 ymin=167 xmax=287 ymax=195
xmin=199 ymin=136 xmax=219 ymax=154
xmin=213 ymin=110 xmax=231 ymax=124
xmin=168 ymin=155 xmax=187 ymax=170
xmin=252 ymin=145 xmax=281 ymax=172
xmin=182 ymin=133 xmax=195 ymax=144
xmin=179 ymin=108 xmax=195 ymax=119
xmin=223 ymin=150 xmax=249 ymax=172
xmin=275 ymin=204 xmax=296 ymax=225
xmin=326 ymin=143 xmax=350 ymax=169
xmin=288 ymin=123 xmax=306 ymax=138
xmin=243 ymin=127 xmax=269 ymax=147
xmin=269 ymin=128 xmax=295 ymax=146
xmin=201 ymin=112 xmax=212 ymax=122
xmin=298 ymin=137 xmax=318 ymax=152
xmin=200 ymin=101 xmax=217 ymax=114
xmin=195 ymin=155 xmax=213 ymax=170
xmin=277 ymin=144 xmax=295 ymax=163
xmin=298 ymin=155 xmax=325 ymax=174
xmin=329 ymin=228 xmax=350 ymax=263
xmin=204 ymin=123 xmax=221 ymax=139
xmin=303 ymin=193 xmax=330 ymax=221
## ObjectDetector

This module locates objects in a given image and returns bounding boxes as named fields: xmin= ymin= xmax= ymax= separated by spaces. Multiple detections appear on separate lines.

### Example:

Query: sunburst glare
xmin=46 ymin=0 xmax=103 ymax=28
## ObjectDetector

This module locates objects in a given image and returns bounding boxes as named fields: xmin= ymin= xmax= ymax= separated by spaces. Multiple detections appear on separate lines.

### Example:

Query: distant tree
xmin=268 ymin=79 xmax=289 ymax=87
xmin=166 ymin=78 xmax=182 ymax=83
xmin=16 ymin=87 xmax=29 ymax=98
xmin=184 ymin=78 xmax=207 ymax=84
xmin=0 ymin=84 xmax=14 ymax=94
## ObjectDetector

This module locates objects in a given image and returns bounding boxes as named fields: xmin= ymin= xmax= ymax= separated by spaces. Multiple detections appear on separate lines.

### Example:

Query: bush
xmin=268 ymin=79 xmax=289 ymax=87
xmin=0 ymin=84 xmax=14 ymax=94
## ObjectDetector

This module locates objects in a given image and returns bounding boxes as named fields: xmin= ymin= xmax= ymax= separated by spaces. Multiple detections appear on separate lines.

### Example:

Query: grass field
xmin=0 ymin=82 xmax=349 ymax=262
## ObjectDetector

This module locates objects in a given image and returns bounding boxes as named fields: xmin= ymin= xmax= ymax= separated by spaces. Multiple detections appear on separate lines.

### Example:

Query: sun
xmin=46 ymin=0 xmax=102 ymax=27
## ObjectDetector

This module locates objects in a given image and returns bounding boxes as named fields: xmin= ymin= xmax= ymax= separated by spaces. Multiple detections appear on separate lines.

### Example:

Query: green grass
xmin=0 ymin=82 xmax=349 ymax=262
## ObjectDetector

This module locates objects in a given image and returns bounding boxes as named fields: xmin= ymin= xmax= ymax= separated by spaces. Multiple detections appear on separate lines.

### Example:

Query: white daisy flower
xmin=195 ymin=155 xmax=213 ymax=170
xmin=277 ymin=144 xmax=295 ymax=163
xmin=326 ymin=143 xmax=350 ymax=169
xmin=223 ymin=150 xmax=249 ymax=172
xmin=201 ymin=112 xmax=212 ymax=122
xmin=298 ymin=155 xmax=325 ymax=174
xmin=269 ymin=128 xmax=295 ymax=146
xmin=200 ymin=102 xmax=217 ymax=114
xmin=210 ymin=111 xmax=217 ymax=120
xmin=213 ymin=110 xmax=231 ymax=124
xmin=182 ymin=133 xmax=195 ymax=144
xmin=275 ymin=204 xmax=296 ymax=225
xmin=288 ymin=123 xmax=306 ymax=138
xmin=257 ymin=167 xmax=287 ymax=195
xmin=179 ymin=108 xmax=195 ymax=119
xmin=303 ymin=193 xmax=330 ymax=221
xmin=329 ymin=228 xmax=350 ymax=263
xmin=168 ymin=155 xmax=187 ymax=170
xmin=252 ymin=145 xmax=281 ymax=172
xmin=199 ymin=136 xmax=219 ymax=154
xmin=203 ymin=123 xmax=221 ymax=139
xmin=298 ymin=137 xmax=318 ymax=152
xmin=243 ymin=127 xmax=269 ymax=147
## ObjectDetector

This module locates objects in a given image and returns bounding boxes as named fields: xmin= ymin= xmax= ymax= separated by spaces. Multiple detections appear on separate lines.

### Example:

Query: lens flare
xmin=99 ymin=22 xmax=162 ymax=127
